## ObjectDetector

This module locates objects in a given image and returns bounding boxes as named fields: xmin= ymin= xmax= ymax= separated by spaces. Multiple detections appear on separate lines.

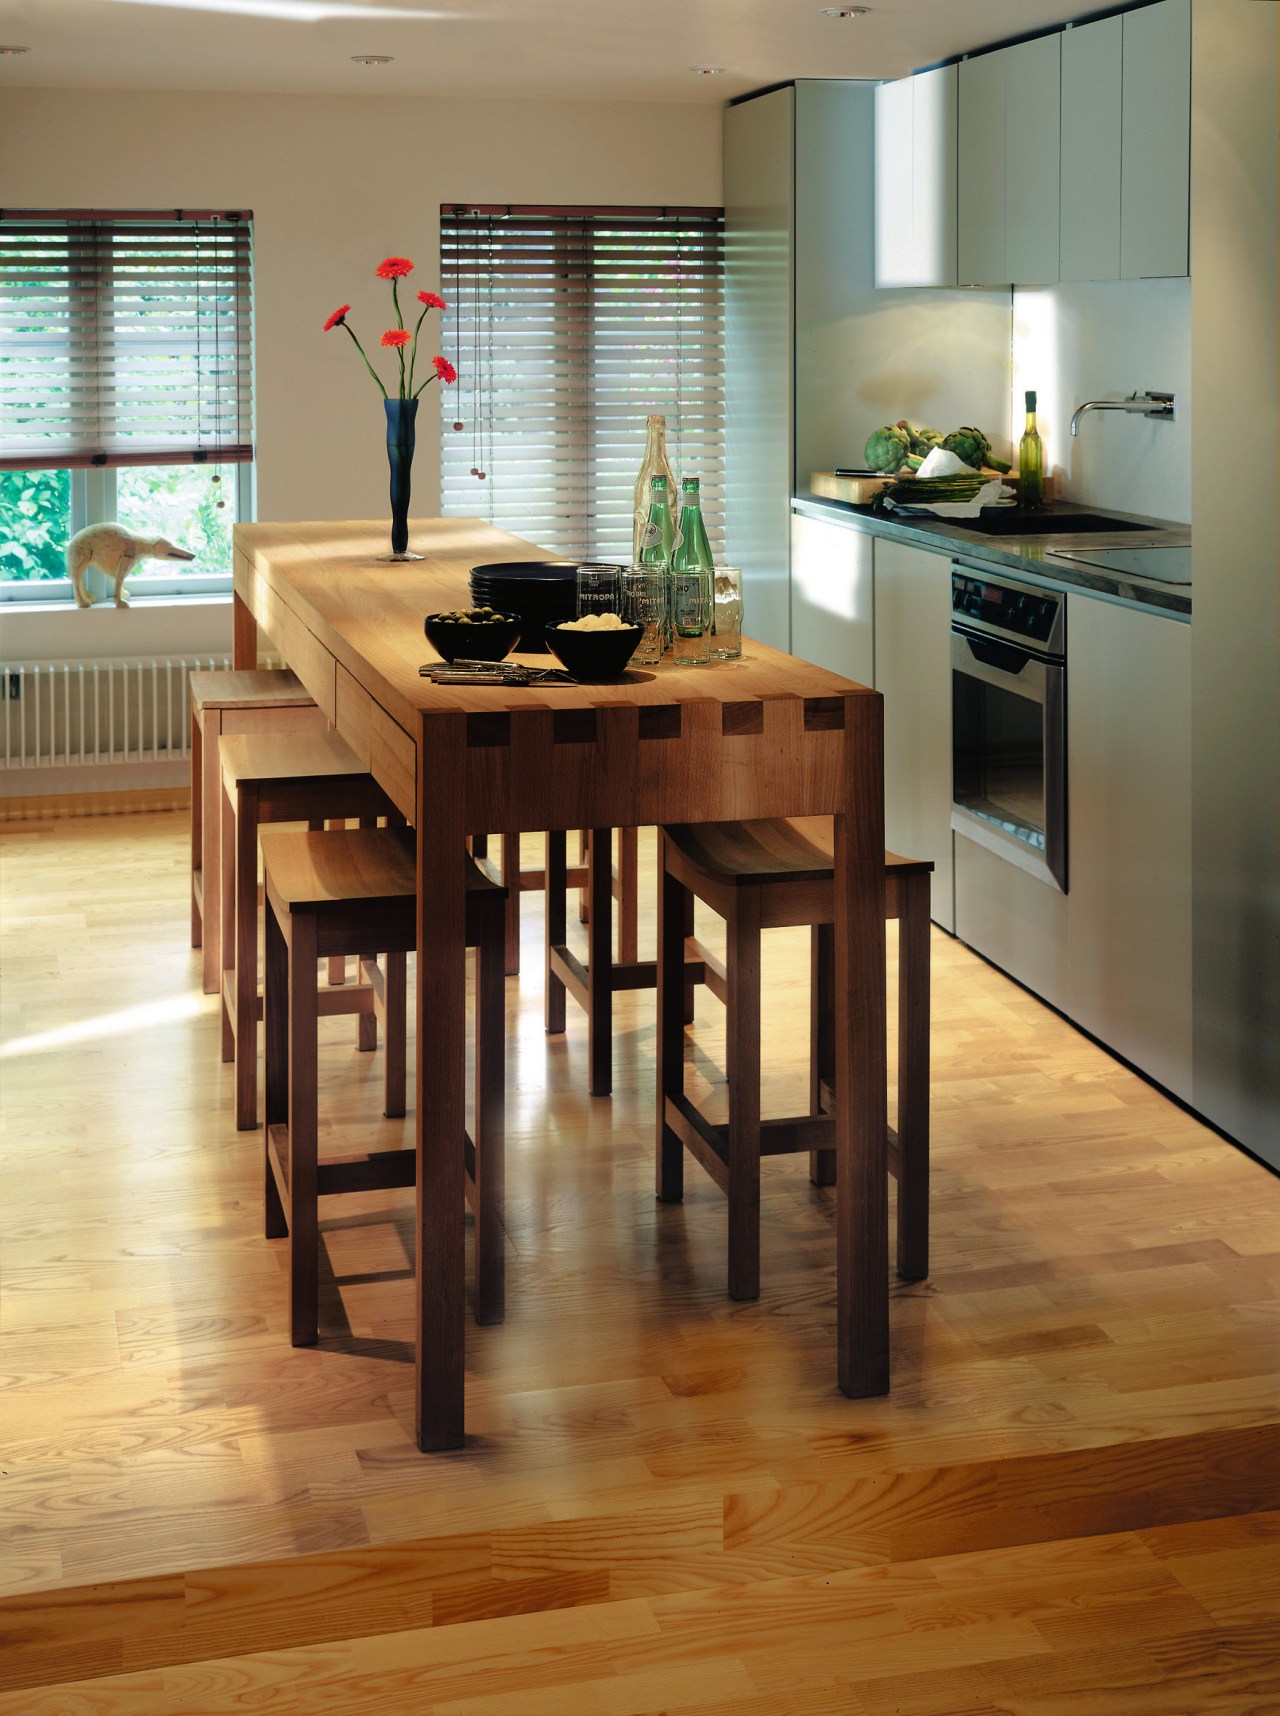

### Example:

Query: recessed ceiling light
xmin=351 ymin=53 xmax=393 ymax=64
xmin=0 ymin=45 xmax=31 ymax=55
xmin=690 ymin=66 xmax=725 ymax=75
xmin=821 ymin=6 xmax=869 ymax=16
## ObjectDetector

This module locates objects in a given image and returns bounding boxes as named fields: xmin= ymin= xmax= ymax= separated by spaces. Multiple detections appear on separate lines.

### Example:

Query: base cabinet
xmin=1066 ymin=597 xmax=1192 ymax=1100
xmin=789 ymin=513 xmax=874 ymax=686
xmin=874 ymin=539 xmax=954 ymax=932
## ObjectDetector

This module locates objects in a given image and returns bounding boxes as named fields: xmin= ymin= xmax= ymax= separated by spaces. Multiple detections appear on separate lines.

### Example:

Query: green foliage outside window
xmin=0 ymin=467 xmax=70 ymax=580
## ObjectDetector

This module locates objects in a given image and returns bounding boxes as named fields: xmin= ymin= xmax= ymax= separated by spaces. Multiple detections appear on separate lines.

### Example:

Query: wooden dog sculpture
xmin=67 ymin=524 xmax=195 ymax=608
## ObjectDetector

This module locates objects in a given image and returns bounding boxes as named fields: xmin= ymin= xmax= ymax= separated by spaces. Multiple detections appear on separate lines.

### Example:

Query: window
xmin=0 ymin=211 xmax=253 ymax=601
xmin=439 ymin=206 xmax=724 ymax=563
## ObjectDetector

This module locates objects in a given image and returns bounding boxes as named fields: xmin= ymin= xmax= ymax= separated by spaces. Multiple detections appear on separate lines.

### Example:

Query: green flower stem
xmin=406 ymin=304 xmax=429 ymax=395
xmin=412 ymin=371 xmax=440 ymax=400
xmin=392 ymin=278 xmax=404 ymax=329
xmin=342 ymin=322 xmax=387 ymax=397
xmin=397 ymin=344 xmax=406 ymax=401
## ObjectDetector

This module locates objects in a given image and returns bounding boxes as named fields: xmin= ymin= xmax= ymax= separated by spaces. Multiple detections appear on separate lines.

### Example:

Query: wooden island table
xmin=233 ymin=518 xmax=888 ymax=1451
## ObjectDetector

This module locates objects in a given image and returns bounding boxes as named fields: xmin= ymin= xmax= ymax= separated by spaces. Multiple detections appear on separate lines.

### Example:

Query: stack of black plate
xmin=468 ymin=561 xmax=581 ymax=654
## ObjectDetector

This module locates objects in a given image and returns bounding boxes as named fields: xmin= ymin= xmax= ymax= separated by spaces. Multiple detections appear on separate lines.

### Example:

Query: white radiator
xmin=1 ymin=655 xmax=231 ymax=796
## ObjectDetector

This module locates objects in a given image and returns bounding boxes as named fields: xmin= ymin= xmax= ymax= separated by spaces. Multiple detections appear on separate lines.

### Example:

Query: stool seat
xmin=261 ymin=827 xmax=508 ymax=1338
xmin=190 ymin=667 xmax=323 ymax=994
xmin=658 ymin=816 xmax=933 ymax=1301
xmin=220 ymin=728 xmax=396 ymax=1130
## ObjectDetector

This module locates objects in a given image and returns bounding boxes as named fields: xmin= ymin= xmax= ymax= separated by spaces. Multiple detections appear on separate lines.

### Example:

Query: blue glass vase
xmin=384 ymin=397 xmax=418 ymax=559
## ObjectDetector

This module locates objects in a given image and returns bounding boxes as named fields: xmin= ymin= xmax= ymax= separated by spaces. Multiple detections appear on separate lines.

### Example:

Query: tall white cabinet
xmin=1121 ymin=0 xmax=1191 ymax=279
xmin=1060 ymin=16 xmax=1123 ymax=281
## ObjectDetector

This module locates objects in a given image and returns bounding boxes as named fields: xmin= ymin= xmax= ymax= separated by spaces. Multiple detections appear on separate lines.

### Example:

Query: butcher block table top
xmin=233 ymin=517 xmax=889 ymax=1451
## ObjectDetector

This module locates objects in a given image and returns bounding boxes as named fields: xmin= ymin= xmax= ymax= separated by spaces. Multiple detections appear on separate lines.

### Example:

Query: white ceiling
xmin=0 ymin=0 xmax=1088 ymax=102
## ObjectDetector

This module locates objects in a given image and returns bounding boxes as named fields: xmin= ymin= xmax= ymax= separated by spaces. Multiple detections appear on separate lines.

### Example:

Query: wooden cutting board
xmin=809 ymin=471 xmax=892 ymax=505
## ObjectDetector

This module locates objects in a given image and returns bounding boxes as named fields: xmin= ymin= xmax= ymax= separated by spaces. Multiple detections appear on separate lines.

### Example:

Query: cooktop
xmin=1044 ymin=544 xmax=1192 ymax=585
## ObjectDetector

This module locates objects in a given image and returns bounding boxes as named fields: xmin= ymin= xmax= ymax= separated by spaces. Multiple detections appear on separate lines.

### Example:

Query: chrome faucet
xmin=1069 ymin=391 xmax=1176 ymax=436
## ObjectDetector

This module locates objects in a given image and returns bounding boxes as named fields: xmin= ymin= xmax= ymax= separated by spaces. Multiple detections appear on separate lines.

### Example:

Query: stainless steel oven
xmin=951 ymin=567 xmax=1067 ymax=892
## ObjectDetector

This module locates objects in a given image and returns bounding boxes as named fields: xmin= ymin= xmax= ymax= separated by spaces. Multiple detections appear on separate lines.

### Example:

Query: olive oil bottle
xmin=1019 ymin=390 xmax=1045 ymax=511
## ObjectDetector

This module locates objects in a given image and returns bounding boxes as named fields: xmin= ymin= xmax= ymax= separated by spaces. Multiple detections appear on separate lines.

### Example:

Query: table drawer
xmin=276 ymin=603 xmax=336 ymax=723
xmin=336 ymin=662 xmax=417 ymax=823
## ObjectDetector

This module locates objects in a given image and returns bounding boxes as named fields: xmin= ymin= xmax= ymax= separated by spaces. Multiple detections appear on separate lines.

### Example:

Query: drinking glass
xmin=669 ymin=570 xmax=711 ymax=665
xmin=710 ymin=566 xmax=744 ymax=659
xmin=575 ymin=563 xmax=622 ymax=620
xmin=622 ymin=566 xmax=667 ymax=665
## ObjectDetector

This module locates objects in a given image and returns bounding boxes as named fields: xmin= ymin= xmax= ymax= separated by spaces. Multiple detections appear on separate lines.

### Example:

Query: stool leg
xmin=896 ymin=876 xmax=930 ymax=1281
xmin=616 ymin=827 xmax=639 ymax=966
xmin=656 ymin=846 xmax=686 ymax=1204
xmin=502 ymin=833 xmax=521 ymax=976
xmin=234 ymin=783 xmax=260 ymax=1131
xmin=202 ymin=717 xmax=224 ymax=995
xmin=578 ymin=829 xmax=590 ymax=924
xmin=383 ymin=950 xmax=407 ymax=1119
xmin=473 ymin=913 xmax=506 ymax=1325
xmin=470 ymin=833 xmax=489 ymax=861
xmin=545 ymin=829 xmax=567 ymax=1035
xmin=263 ymin=898 xmax=288 ymax=1241
xmin=357 ymin=814 xmax=379 ymax=1052
xmin=586 ymin=826 xmax=613 ymax=1097
xmin=809 ymin=922 xmax=837 ymax=1187
xmin=288 ymin=910 xmax=320 ymax=1346
xmin=726 ymin=892 xmax=762 ymax=1302
xmin=682 ymin=886 xmax=697 ymax=1026
xmin=190 ymin=702 xmax=203 ymax=950
xmin=219 ymin=774 xmax=235 ymax=1062
xmin=325 ymin=820 xmax=348 ymax=987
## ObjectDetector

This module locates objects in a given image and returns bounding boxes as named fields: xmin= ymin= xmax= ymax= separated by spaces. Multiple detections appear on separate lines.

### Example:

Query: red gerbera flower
xmin=323 ymin=304 xmax=350 ymax=332
xmin=381 ymin=328 xmax=413 ymax=348
xmin=432 ymin=355 xmax=458 ymax=385
xmin=376 ymin=256 xmax=415 ymax=279
xmin=417 ymin=290 xmax=447 ymax=310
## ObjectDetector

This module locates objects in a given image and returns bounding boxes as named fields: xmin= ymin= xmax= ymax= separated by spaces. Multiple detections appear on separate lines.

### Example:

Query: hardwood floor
xmin=1 ymin=811 xmax=1277 ymax=1713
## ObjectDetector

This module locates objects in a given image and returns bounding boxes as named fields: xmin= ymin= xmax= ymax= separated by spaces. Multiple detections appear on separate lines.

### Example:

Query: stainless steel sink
xmin=943 ymin=510 xmax=1152 ymax=537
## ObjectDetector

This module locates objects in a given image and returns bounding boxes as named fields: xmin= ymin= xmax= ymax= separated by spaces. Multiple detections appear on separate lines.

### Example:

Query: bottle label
xmin=641 ymin=521 xmax=663 ymax=549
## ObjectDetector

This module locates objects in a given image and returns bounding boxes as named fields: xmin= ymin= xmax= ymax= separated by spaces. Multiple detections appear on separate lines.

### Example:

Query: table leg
xmin=834 ymin=695 xmax=889 ymax=1398
xmin=233 ymin=591 xmax=258 ymax=669
xmin=416 ymin=716 xmax=468 ymax=1451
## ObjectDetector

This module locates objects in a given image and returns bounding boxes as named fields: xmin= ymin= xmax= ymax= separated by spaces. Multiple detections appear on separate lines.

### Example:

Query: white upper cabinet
xmin=874 ymin=65 xmax=957 ymax=288
xmin=1003 ymin=34 xmax=1061 ymax=286
xmin=1060 ymin=16 xmax=1123 ymax=280
xmin=957 ymin=51 xmax=1006 ymax=284
xmin=1121 ymin=0 xmax=1191 ymax=278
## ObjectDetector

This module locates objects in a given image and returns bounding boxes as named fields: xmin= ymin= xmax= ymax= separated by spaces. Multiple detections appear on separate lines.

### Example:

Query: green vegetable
xmin=941 ymin=426 xmax=1012 ymax=473
xmin=864 ymin=424 xmax=913 ymax=474
xmin=896 ymin=420 xmax=944 ymax=457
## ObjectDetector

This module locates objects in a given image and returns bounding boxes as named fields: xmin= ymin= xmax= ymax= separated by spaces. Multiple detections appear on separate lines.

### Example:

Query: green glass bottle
xmin=1019 ymin=390 xmax=1045 ymax=512
xmin=640 ymin=474 xmax=676 ymax=568
xmin=672 ymin=477 xmax=712 ymax=573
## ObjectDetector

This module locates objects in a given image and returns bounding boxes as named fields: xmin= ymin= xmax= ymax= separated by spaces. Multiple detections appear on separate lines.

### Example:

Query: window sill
xmin=1 ymin=588 xmax=232 ymax=611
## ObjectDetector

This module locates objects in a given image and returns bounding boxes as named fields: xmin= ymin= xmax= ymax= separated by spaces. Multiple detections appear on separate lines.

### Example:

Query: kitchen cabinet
xmin=789 ymin=512 xmax=874 ymax=687
xmin=1060 ymin=16 xmax=1122 ymax=281
xmin=873 ymin=539 xmax=954 ymax=931
xmin=1067 ymin=596 xmax=1192 ymax=1098
xmin=1121 ymin=0 xmax=1191 ymax=279
xmin=874 ymin=66 xmax=957 ymax=289
xmin=957 ymin=34 xmax=1059 ymax=286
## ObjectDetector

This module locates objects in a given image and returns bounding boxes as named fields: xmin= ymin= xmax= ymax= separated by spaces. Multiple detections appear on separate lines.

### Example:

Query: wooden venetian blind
xmin=0 ymin=211 xmax=253 ymax=471
xmin=439 ymin=206 xmax=724 ymax=562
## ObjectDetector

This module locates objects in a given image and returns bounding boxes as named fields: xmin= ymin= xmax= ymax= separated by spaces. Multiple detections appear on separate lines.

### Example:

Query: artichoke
xmin=864 ymin=424 xmax=913 ymax=474
xmin=942 ymin=426 xmax=1012 ymax=473
xmin=897 ymin=420 xmax=944 ymax=457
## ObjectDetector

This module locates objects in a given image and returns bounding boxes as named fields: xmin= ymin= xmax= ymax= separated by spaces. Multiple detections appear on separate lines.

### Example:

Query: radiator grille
xmin=1 ymin=657 xmax=231 ymax=770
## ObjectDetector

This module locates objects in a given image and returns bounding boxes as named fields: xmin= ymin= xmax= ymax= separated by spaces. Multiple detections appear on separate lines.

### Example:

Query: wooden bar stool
xmin=220 ymin=730 xmax=395 ymax=1131
xmin=190 ymin=668 xmax=325 ymax=995
xmin=545 ymin=826 xmax=694 ymax=1097
xmin=471 ymin=832 xmax=588 ymax=977
xmin=656 ymin=816 xmax=932 ymax=1301
xmin=261 ymin=826 xmax=507 ymax=1339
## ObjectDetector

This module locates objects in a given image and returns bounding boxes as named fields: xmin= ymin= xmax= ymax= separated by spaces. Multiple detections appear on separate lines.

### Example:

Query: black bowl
xmin=424 ymin=611 xmax=522 ymax=665
xmin=544 ymin=620 xmax=643 ymax=681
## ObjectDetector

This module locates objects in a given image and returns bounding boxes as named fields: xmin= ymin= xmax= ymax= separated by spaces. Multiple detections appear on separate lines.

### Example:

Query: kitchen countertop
xmin=792 ymin=492 xmax=1192 ymax=619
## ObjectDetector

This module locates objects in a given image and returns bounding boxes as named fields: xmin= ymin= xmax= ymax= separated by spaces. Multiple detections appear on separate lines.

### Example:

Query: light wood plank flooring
xmin=1 ymin=811 xmax=1277 ymax=1713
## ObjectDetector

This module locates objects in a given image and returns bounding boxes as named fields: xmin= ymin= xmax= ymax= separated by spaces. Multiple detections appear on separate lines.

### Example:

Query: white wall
xmin=0 ymin=86 xmax=721 ymax=659
xmin=794 ymin=82 xmax=1011 ymax=483
xmin=1011 ymin=278 xmax=1191 ymax=522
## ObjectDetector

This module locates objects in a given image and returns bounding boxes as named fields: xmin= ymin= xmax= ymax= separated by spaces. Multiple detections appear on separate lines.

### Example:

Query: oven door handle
xmin=951 ymin=628 xmax=1052 ymax=700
